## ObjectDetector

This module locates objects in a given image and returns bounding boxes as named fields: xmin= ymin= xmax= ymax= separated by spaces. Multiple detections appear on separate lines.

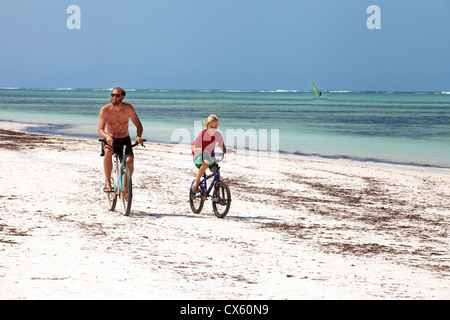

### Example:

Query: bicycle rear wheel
xmin=120 ymin=166 xmax=132 ymax=216
xmin=189 ymin=182 xmax=205 ymax=214
xmin=212 ymin=181 xmax=231 ymax=218
xmin=106 ymin=176 xmax=117 ymax=211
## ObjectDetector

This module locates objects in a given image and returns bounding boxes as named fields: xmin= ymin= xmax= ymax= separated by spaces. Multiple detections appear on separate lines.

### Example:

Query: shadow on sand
xmin=130 ymin=210 xmax=281 ymax=222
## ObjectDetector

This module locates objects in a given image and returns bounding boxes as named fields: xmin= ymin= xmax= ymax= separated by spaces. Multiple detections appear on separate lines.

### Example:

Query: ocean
xmin=0 ymin=88 xmax=449 ymax=168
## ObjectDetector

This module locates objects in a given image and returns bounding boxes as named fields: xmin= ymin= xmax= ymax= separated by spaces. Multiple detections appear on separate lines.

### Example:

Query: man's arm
xmin=129 ymin=106 xmax=144 ymax=144
xmin=98 ymin=107 xmax=113 ymax=146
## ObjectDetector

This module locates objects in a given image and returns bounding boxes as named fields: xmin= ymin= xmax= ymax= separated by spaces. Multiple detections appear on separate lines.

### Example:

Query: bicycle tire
xmin=106 ymin=176 xmax=117 ymax=211
xmin=121 ymin=166 xmax=132 ymax=216
xmin=189 ymin=183 xmax=206 ymax=214
xmin=212 ymin=181 xmax=231 ymax=218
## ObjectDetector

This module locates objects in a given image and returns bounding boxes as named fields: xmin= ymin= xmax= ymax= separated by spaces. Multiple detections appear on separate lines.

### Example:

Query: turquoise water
xmin=0 ymin=88 xmax=449 ymax=168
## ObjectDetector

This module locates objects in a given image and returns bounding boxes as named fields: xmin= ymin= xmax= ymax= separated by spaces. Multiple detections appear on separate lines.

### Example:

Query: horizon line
xmin=1 ymin=87 xmax=449 ymax=94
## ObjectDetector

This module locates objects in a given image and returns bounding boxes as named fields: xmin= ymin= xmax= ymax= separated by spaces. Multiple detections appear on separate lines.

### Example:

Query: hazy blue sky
xmin=1 ymin=0 xmax=449 ymax=91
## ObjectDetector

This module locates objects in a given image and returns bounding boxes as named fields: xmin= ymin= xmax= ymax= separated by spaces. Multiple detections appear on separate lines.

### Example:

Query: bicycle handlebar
xmin=99 ymin=138 xmax=146 ymax=148
xmin=132 ymin=139 xmax=146 ymax=147
xmin=211 ymin=151 xmax=225 ymax=162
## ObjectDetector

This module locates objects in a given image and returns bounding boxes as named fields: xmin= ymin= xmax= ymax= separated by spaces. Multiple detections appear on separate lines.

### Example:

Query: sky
xmin=1 ymin=0 xmax=449 ymax=91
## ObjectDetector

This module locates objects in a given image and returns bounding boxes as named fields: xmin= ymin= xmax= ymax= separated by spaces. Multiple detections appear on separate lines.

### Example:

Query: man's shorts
xmin=193 ymin=153 xmax=218 ymax=169
xmin=101 ymin=136 xmax=134 ymax=158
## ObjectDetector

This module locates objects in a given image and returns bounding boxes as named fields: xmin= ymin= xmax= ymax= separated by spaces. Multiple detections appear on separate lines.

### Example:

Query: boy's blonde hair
xmin=203 ymin=114 xmax=219 ymax=126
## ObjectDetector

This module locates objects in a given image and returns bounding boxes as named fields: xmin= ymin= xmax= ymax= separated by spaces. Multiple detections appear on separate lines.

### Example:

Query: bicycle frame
xmin=198 ymin=169 xmax=221 ymax=199
xmin=111 ymin=145 xmax=128 ymax=195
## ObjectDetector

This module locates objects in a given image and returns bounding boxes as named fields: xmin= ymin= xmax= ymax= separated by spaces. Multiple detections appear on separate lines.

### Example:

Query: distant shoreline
xmin=2 ymin=119 xmax=449 ymax=171
xmin=1 ymin=87 xmax=450 ymax=94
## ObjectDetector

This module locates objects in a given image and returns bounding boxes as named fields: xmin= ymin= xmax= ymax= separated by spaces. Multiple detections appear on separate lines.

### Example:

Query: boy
xmin=190 ymin=114 xmax=226 ymax=195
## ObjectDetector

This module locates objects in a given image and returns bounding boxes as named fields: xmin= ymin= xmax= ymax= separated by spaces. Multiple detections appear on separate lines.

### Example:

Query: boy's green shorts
xmin=193 ymin=153 xmax=218 ymax=169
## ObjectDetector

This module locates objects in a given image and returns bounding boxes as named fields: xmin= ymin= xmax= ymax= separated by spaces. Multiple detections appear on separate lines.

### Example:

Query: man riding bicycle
xmin=98 ymin=87 xmax=144 ymax=192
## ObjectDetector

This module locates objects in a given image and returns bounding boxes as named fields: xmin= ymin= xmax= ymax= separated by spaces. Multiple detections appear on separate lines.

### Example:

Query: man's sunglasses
xmin=111 ymin=93 xmax=123 ymax=98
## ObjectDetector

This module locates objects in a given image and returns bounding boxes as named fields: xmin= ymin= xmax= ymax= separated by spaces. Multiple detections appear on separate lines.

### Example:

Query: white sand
xmin=1 ymin=122 xmax=449 ymax=299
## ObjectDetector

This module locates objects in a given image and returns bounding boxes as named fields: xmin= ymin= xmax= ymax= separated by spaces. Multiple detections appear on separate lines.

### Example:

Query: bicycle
xmin=189 ymin=152 xmax=231 ymax=218
xmin=99 ymin=138 xmax=146 ymax=216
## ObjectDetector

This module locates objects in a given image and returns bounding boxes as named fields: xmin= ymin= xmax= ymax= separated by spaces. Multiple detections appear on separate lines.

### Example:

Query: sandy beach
xmin=0 ymin=121 xmax=449 ymax=300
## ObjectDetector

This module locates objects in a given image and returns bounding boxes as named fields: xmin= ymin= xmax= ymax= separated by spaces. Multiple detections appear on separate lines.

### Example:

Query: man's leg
xmin=103 ymin=146 xmax=113 ymax=191
xmin=126 ymin=155 xmax=134 ymax=176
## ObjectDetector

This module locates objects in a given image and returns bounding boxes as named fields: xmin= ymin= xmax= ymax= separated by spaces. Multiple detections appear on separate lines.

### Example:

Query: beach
xmin=1 ymin=121 xmax=449 ymax=299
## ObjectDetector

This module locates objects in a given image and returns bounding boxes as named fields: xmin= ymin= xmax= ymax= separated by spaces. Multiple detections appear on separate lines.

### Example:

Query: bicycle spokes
xmin=121 ymin=167 xmax=132 ymax=216
xmin=212 ymin=182 xmax=231 ymax=218
xmin=106 ymin=175 xmax=117 ymax=211
xmin=189 ymin=184 xmax=206 ymax=214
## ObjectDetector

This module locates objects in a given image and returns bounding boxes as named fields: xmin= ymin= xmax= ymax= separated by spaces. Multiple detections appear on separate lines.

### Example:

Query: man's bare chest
xmin=106 ymin=109 xmax=129 ymax=125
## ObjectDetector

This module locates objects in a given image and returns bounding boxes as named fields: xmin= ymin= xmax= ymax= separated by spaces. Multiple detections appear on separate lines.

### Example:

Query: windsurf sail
xmin=312 ymin=82 xmax=321 ymax=97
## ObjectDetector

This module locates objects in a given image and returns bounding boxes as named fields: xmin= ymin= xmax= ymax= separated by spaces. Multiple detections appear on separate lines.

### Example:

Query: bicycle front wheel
xmin=212 ymin=181 xmax=231 ymax=218
xmin=189 ymin=182 xmax=205 ymax=214
xmin=120 ymin=166 xmax=132 ymax=216
xmin=106 ymin=176 xmax=117 ymax=211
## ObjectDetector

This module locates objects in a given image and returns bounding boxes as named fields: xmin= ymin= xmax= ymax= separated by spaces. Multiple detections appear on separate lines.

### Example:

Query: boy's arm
xmin=192 ymin=132 xmax=203 ymax=155
xmin=218 ymin=132 xmax=226 ymax=153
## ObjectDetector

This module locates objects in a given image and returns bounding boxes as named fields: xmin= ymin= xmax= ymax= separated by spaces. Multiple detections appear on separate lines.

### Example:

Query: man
xmin=98 ymin=87 xmax=144 ymax=192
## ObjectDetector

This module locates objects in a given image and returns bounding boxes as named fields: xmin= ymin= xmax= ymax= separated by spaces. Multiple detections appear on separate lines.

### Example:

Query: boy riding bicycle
xmin=190 ymin=114 xmax=226 ymax=195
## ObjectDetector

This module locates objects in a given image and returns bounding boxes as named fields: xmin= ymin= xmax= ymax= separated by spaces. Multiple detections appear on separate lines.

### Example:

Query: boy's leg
xmin=210 ymin=164 xmax=220 ymax=179
xmin=192 ymin=161 xmax=209 ymax=192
